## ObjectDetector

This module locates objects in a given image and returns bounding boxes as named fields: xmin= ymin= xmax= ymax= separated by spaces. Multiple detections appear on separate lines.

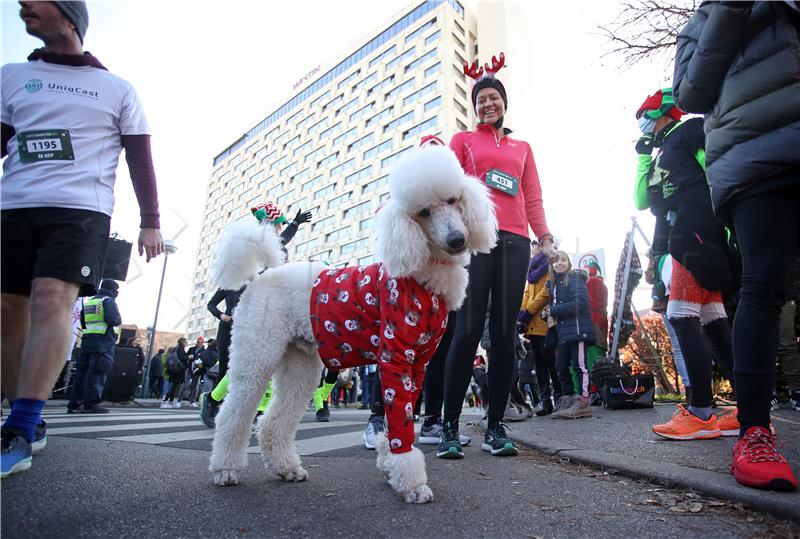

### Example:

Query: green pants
xmin=570 ymin=345 xmax=605 ymax=394
xmin=210 ymin=374 xmax=272 ymax=412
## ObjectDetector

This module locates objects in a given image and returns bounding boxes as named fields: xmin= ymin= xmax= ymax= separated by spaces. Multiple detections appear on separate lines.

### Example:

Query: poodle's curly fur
xmin=208 ymin=145 xmax=497 ymax=503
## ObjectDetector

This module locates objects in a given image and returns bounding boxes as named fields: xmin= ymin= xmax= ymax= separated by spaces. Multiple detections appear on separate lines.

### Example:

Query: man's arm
xmin=103 ymin=298 xmax=122 ymax=327
xmin=121 ymin=134 xmax=164 ymax=261
xmin=206 ymin=288 xmax=226 ymax=320
xmin=1 ymin=122 xmax=15 ymax=158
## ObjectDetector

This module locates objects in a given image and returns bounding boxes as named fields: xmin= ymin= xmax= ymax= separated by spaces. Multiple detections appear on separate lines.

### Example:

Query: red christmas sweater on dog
xmin=310 ymin=263 xmax=448 ymax=453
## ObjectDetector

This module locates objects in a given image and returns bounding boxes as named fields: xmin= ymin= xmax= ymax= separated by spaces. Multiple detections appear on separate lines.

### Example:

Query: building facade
xmin=188 ymin=0 xmax=479 ymax=340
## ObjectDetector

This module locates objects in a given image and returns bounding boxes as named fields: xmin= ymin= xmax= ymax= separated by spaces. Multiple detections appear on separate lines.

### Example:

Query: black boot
xmin=316 ymin=401 xmax=330 ymax=422
xmin=536 ymin=394 xmax=553 ymax=416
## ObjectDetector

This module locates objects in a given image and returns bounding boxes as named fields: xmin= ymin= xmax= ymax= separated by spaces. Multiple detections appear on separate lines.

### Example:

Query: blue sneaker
xmin=1 ymin=429 xmax=32 ymax=479
xmin=436 ymin=419 xmax=464 ymax=459
xmin=32 ymin=421 xmax=46 ymax=454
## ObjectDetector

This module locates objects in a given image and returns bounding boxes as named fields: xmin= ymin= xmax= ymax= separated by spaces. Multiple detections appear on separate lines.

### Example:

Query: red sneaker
xmin=731 ymin=427 xmax=798 ymax=491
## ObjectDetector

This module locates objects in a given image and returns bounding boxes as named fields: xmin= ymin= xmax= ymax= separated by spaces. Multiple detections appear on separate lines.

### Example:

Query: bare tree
xmin=598 ymin=0 xmax=697 ymax=67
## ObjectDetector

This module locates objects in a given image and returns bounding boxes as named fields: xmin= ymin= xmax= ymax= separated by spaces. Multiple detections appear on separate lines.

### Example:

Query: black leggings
xmin=669 ymin=317 xmax=734 ymax=408
xmin=214 ymin=323 xmax=231 ymax=388
xmin=443 ymin=231 xmax=530 ymax=425
xmin=422 ymin=311 xmax=456 ymax=419
xmin=530 ymin=334 xmax=561 ymax=398
xmin=730 ymin=184 xmax=799 ymax=434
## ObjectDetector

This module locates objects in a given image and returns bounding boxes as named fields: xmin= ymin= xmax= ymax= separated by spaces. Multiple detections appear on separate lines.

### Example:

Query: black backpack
xmin=166 ymin=351 xmax=184 ymax=377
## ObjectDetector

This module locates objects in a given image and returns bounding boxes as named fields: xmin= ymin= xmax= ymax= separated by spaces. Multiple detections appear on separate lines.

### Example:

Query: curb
xmin=509 ymin=429 xmax=800 ymax=522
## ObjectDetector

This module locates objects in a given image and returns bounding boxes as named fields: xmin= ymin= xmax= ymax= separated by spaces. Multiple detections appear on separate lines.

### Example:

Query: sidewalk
xmin=499 ymin=402 xmax=800 ymax=521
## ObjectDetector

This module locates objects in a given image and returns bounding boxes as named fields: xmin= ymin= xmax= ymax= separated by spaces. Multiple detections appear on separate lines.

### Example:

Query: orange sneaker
xmin=731 ymin=427 xmax=798 ymax=491
xmin=652 ymin=404 xmax=721 ymax=440
xmin=717 ymin=408 xmax=740 ymax=437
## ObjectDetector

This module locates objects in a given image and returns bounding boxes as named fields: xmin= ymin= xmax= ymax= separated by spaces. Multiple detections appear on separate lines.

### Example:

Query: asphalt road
xmin=1 ymin=408 xmax=796 ymax=539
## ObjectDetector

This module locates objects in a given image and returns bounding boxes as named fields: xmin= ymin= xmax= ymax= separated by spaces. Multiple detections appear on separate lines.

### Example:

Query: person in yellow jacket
xmin=517 ymin=241 xmax=561 ymax=415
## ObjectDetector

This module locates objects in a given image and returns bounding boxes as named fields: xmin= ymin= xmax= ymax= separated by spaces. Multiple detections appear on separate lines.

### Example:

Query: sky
xmin=2 ymin=0 xmax=674 ymax=335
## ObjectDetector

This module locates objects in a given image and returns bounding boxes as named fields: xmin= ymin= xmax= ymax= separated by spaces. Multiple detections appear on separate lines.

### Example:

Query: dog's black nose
xmin=446 ymin=232 xmax=466 ymax=250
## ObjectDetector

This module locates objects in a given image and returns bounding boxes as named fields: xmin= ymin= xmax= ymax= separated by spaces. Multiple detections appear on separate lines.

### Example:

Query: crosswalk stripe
xmin=47 ymin=420 xmax=204 ymax=435
xmin=248 ymin=430 xmax=366 ymax=455
xmin=43 ymin=414 xmax=186 ymax=425
xmin=100 ymin=421 xmax=365 ymax=445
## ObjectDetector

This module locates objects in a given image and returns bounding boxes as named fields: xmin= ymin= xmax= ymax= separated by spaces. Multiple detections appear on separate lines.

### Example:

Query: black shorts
xmin=1 ymin=207 xmax=111 ymax=297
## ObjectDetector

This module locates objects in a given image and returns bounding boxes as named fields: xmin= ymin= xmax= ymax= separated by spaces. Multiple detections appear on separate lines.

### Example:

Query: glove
xmin=635 ymin=134 xmax=655 ymax=155
xmin=294 ymin=208 xmax=312 ymax=225
xmin=517 ymin=310 xmax=534 ymax=325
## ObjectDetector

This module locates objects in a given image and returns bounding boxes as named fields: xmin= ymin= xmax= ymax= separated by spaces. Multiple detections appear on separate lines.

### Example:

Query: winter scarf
xmin=527 ymin=253 xmax=549 ymax=283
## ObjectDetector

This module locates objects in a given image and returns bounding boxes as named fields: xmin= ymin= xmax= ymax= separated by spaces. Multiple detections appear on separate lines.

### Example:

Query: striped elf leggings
xmin=556 ymin=340 xmax=591 ymax=398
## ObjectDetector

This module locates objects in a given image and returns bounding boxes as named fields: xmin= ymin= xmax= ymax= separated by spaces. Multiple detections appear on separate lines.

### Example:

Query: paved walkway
xmin=44 ymin=398 xmax=800 ymax=520
xmin=498 ymin=402 xmax=800 ymax=521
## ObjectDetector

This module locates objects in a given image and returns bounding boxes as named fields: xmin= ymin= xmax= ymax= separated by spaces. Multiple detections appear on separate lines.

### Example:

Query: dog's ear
xmin=461 ymin=176 xmax=498 ymax=254
xmin=376 ymin=200 xmax=429 ymax=277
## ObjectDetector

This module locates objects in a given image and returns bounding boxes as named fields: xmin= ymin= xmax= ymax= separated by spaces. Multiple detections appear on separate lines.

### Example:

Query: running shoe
xmin=790 ymin=391 xmax=800 ymax=412
xmin=482 ymin=422 xmax=518 ymax=456
xmin=199 ymin=392 xmax=219 ymax=429
xmin=315 ymin=401 xmax=330 ymax=422
xmin=717 ymin=408 xmax=740 ymax=437
xmin=436 ymin=419 xmax=464 ymax=459
xmin=652 ymin=404 xmax=721 ymax=440
xmin=362 ymin=415 xmax=385 ymax=450
xmin=418 ymin=418 xmax=471 ymax=446
xmin=731 ymin=427 xmax=797 ymax=491
xmin=32 ymin=421 xmax=47 ymax=454
xmin=1 ymin=429 xmax=32 ymax=479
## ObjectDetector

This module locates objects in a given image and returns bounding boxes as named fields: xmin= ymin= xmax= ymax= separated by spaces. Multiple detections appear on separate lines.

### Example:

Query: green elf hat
xmin=251 ymin=202 xmax=287 ymax=225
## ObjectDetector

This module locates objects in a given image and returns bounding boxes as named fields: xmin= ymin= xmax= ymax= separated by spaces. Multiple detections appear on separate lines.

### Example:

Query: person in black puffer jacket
xmin=673 ymin=1 xmax=799 ymax=491
xmin=547 ymin=251 xmax=596 ymax=420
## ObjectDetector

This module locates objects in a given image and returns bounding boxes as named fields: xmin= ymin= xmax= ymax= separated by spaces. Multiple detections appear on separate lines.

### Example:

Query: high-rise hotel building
xmin=188 ymin=0 xmax=488 ymax=339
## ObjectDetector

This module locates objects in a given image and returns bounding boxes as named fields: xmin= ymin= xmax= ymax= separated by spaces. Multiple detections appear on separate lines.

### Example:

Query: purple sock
xmin=3 ymin=398 xmax=45 ymax=443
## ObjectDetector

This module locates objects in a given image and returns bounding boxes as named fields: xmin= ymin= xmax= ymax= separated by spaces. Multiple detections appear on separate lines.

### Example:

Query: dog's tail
xmin=211 ymin=221 xmax=286 ymax=290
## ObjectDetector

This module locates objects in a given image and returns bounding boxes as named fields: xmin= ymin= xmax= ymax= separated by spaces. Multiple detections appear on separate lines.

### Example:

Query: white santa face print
xmin=384 ymin=387 xmax=396 ymax=403
xmin=365 ymin=292 xmax=377 ymax=306
xmin=335 ymin=272 xmax=350 ymax=284
xmin=404 ymin=349 xmax=416 ymax=363
xmin=370 ymin=334 xmax=381 ymax=347
xmin=344 ymin=319 xmax=361 ymax=331
xmin=324 ymin=320 xmax=338 ymax=333
xmin=336 ymin=290 xmax=350 ymax=302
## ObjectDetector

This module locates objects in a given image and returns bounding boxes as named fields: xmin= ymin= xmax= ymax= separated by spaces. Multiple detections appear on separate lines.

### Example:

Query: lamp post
xmin=141 ymin=239 xmax=178 ymax=398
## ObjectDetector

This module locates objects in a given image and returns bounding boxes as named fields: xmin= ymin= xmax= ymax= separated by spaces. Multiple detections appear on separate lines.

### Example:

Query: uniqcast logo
xmin=25 ymin=79 xmax=42 ymax=93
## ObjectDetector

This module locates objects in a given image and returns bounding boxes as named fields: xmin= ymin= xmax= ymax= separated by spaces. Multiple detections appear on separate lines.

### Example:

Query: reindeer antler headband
xmin=463 ymin=52 xmax=508 ymax=109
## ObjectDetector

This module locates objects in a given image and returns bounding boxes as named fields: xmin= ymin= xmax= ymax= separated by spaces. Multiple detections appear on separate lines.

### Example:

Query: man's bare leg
xmin=15 ymin=278 xmax=79 ymax=400
xmin=1 ymin=293 xmax=31 ymax=402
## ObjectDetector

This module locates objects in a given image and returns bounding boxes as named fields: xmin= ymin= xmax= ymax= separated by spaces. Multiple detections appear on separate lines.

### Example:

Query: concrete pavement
xmin=496 ymin=402 xmax=800 ymax=521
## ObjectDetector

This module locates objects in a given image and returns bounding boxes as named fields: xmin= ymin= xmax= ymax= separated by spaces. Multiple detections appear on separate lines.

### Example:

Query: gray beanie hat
xmin=53 ymin=1 xmax=89 ymax=43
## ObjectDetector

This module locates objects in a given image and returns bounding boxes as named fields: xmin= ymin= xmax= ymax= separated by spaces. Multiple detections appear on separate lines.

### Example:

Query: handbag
xmin=104 ymin=233 xmax=133 ymax=281
xmin=601 ymin=374 xmax=655 ymax=409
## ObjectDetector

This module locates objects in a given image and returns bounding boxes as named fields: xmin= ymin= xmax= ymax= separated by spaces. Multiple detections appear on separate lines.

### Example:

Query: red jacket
xmin=310 ymin=263 xmax=448 ymax=370
xmin=449 ymin=124 xmax=550 ymax=240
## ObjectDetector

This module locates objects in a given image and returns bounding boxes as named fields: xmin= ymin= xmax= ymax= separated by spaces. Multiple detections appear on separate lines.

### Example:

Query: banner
xmin=573 ymin=249 xmax=606 ymax=277
xmin=609 ymin=232 xmax=642 ymax=352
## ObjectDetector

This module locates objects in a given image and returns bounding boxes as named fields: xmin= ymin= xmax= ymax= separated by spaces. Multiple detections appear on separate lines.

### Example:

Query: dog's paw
xmin=277 ymin=466 xmax=308 ymax=482
xmin=404 ymin=484 xmax=434 ymax=504
xmin=213 ymin=469 xmax=240 ymax=486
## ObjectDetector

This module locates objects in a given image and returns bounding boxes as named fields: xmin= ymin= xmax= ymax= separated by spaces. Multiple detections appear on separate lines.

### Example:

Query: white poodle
xmin=208 ymin=145 xmax=497 ymax=503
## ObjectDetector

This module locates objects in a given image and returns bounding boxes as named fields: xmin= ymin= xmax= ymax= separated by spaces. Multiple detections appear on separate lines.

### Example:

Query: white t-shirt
xmin=1 ymin=59 xmax=150 ymax=216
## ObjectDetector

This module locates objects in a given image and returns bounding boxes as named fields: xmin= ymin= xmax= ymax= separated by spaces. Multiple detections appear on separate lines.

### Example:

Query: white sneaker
xmin=190 ymin=402 xmax=199 ymax=408
xmin=363 ymin=415 xmax=385 ymax=450
xmin=503 ymin=401 xmax=527 ymax=422
xmin=159 ymin=402 xmax=170 ymax=409
xmin=173 ymin=401 xmax=181 ymax=409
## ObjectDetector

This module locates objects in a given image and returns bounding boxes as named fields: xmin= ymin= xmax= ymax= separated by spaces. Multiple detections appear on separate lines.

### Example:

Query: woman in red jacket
xmin=437 ymin=54 xmax=556 ymax=458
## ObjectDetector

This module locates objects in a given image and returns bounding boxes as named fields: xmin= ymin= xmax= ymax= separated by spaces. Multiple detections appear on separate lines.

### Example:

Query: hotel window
xmin=362 ymin=174 xmax=389 ymax=194
xmin=343 ymin=200 xmax=372 ymax=219
xmin=337 ymin=69 xmax=361 ymax=89
xmin=452 ymin=33 xmax=466 ymax=51
xmin=293 ymin=168 xmax=311 ymax=182
xmin=303 ymin=175 xmax=324 ymax=191
xmin=403 ymin=116 xmax=438 ymax=140
xmin=350 ymin=102 xmax=375 ymax=122
xmin=359 ymin=216 xmax=375 ymax=231
xmin=337 ymin=97 xmax=360 ymax=115
xmin=277 ymin=190 xmax=293 ymax=206
xmin=424 ymin=62 xmax=441 ymax=78
xmin=312 ymin=214 xmax=335 ymax=232
xmin=424 ymin=96 xmax=442 ymax=112
xmin=309 ymin=90 xmax=330 ymax=110
xmin=305 ymin=145 xmax=327 ymax=163
xmin=425 ymin=30 xmax=441 ymax=46
xmin=363 ymin=139 xmax=393 ymax=160
xmin=381 ymin=147 xmax=412 ymax=168
xmin=323 ymin=94 xmax=343 ymax=111
xmin=325 ymin=227 xmax=351 ymax=243
xmin=328 ymin=191 xmax=352 ymax=209
xmin=287 ymin=196 xmax=308 ymax=215
xmin=405 ymin=18 xmax=436 ymax=43
xmin=330 ymin=158 xmax=355 ymax=176
xmin=385 ymin=79 xmax=415 ymax=101
xmin=365 ymin=106 xmax=394 ymax=128
xmin=314 ymin=184 xmax=336 ymax=200
xmin=319 ymin=122 xmax=343 ymax=141
xmin=403 ymin=81 xmax=437 ymax=107
xmin=295 ymin=238 xmax=318 ymax=255
xmin=368 ymin=75 xmax=395 ymax=95
xmin=353 ymin=72 xmax=378 ymax=93
xmin=369 ymin=44 xmax=396 ymax=68
xmin=386 ymin=47 xmax=416 ymax=71
xmin=266 ymin=183 xmax=282 ymax=199
xmin=293 ymin=140 xmax=313 ymax=157
xmin=348 ymin=133 xmax=375 ymax=153
xmin=318 ymin=152 xmax=340 ymax=169
xmin=341 ymin=237 xmax=369 ymax=255
xmin=453 ymin=99 xmax=467 ymax=116
xmin=358 ymin=254 xmax=375 ymax=265
xmin=384 ymin=111 xmax=414 ymax=133
xmin=345 ymin=165 xmax=373 ymax=185
xmin=332 ymin=127 xmax=358 ymax=147
xmin=405 ymin=49 xmax=437 ymax=73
